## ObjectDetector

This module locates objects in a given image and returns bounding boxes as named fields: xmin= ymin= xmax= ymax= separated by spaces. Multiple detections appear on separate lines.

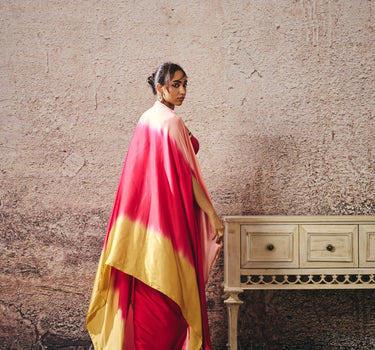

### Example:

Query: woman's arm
xmin=192 ymin=175 xmax=224 ymax=243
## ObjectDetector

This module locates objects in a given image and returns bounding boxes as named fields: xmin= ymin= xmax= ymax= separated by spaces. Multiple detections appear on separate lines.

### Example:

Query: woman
xmin=86 ymin=62 xmax=224 ymax=350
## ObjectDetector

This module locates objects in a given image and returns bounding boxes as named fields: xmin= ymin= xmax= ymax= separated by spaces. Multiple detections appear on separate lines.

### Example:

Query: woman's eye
xmin=172 ymin=83 xmax=179 ymax=88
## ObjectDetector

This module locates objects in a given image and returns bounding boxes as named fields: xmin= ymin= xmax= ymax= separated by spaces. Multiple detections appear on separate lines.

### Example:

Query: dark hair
xmin=147 ymin=62 xmax=187 ymax=95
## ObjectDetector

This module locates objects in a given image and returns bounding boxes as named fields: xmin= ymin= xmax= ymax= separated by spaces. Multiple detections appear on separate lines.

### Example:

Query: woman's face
xmin=157 ymin=70 xmax=187 ymax=110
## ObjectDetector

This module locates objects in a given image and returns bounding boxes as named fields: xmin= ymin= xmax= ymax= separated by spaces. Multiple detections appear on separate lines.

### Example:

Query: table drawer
xmin=241 ymin=224 xmax=298 ymax=268
xmin=359 ymin=225 xmax=375 ymax=267
xmin=300 ymin=225 xmax=358 ymax=268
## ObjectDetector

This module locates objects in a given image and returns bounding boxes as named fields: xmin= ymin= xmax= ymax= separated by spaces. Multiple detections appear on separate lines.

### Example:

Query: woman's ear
xmin=156 ymin=83 xmax=163 ymax=102
xmin=156 ymin=83 xmax=163 ymax=95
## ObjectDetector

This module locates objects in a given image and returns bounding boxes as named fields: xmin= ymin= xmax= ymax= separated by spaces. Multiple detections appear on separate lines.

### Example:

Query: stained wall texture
xmin=0 ymin=0 xmax=374 ymax=349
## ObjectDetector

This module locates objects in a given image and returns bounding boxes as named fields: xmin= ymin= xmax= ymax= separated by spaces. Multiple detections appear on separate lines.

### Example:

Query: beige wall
xmin=1 ymin=1 xmax=374 ymax=348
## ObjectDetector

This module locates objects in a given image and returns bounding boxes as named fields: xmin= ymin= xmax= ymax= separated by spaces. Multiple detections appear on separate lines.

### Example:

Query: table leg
xmin=224 ymin=290 xmax=244 ymax=349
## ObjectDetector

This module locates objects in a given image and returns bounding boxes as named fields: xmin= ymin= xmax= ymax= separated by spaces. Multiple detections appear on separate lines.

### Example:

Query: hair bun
xmin=147 ymin=73 xmax=157 ymax=95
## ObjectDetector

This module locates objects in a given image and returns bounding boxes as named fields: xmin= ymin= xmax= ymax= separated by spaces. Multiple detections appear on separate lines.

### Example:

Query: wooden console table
xmin=223 ymin=216 xmax=375 ymax=349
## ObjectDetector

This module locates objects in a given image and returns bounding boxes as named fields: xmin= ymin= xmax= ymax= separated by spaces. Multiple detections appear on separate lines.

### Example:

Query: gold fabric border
xmin=88 ymin=216 xmax=203 ymax=349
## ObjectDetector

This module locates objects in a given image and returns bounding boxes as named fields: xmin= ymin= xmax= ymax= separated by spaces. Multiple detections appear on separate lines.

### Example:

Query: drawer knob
xmin=267 ymin=244 xmax=275 ymax=251
xmin=326 ymin=244 xmax=334 ymax=252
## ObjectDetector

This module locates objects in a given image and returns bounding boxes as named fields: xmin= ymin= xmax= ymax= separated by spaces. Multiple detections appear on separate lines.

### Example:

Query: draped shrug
xmin=86 ymin=101 xmax=221 ymax=349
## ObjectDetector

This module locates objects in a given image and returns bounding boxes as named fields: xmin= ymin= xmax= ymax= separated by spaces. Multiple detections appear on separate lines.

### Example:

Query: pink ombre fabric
xmin=86 ymin=102 xmax=221 ymax=349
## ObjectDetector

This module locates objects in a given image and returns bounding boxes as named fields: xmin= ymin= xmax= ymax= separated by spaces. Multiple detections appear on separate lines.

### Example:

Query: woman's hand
xmin=191 ymin=175 xmax=224 ymax=244
xmin=208 ymin=212 xmax=224 ymax=244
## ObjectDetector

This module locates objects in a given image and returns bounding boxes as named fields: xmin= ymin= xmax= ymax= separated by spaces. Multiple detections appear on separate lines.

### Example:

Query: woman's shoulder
xmin=140 ymin=102 xmax=184 ymax=131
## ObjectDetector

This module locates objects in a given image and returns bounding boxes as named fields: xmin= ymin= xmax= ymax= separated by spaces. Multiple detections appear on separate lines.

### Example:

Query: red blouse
xmin=190 ymin=133 xmax=200 ymax=154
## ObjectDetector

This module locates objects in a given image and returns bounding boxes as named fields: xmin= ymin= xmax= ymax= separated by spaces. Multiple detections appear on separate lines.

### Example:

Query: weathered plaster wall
xmin=0 ymin=0 xmax=374 ymax=349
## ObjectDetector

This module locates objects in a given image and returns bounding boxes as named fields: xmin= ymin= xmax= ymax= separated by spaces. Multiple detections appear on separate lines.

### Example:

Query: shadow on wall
xmin=236 ymin=134 xmax=375 ymax=217
xmin=238 ymin=289 xmax=375 ymax=350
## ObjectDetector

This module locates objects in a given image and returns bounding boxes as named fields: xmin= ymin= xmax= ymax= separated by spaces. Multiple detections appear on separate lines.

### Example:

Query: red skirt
xmin=132 ymin=279 xmax=188 ymax=350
